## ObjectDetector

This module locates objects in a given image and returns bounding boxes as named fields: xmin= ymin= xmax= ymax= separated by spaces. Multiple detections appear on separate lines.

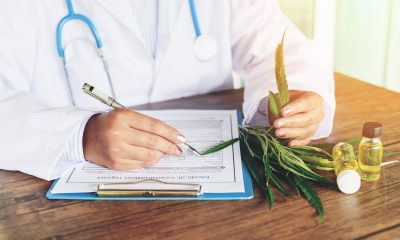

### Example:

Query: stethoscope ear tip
xmin=193 ymin=35 xmax=218 ymax=62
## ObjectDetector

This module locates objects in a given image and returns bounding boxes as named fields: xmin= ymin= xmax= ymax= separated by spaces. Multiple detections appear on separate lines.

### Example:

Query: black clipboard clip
xmin=96 ymin=179 xmax=202 ymax=198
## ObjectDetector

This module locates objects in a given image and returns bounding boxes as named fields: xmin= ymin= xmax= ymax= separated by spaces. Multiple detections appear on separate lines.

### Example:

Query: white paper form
xmin=51 ymin=110 xmax=244 ymax=194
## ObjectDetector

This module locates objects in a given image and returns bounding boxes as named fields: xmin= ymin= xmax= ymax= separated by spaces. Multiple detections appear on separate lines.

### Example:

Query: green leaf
xmin=257 ymin=145 xmax=274 ymax=209
xmin=275 ymin=170 xmax=300 ymax=195
xmin=312 ymin=138 xmax=361 ymax=154
xmin=313 ymin=136 xmax=400 ymax=159
xmin=241 ymin=142 xmax=264 ymax=189
xmin=292 ymin=175 xmax=325 ymax=224
xmin=274 ymin=30 xmax=289 ymax=109
xmin=266 ymin=185 xmax=274 ymax=209
xmin=201 ymin=138 xmax=239 ymax=155
xmin=239 ymin=129 xmax=256 ymax=157
xmin=270 ymin=170 xmax=292 ymax=197
xmin=268 ymin=91 xmax=279 ymax=118
xmin=273 ymin=93 xmax=282 ymax=118
xmin=346 ymin=137 xmax=361 ymax=146
xmin=383 ymin=151 xmax=400 ymax=157
xmin=290 ymin=164 xmax=336 ymax=188
xmin=300 ymin=156 xmax=334 ymax=169
xmin=311 ymin=142 xmax=336 ymax=152
xmin=237 ymin=125 xmax=337 ymax=222
xmin=291 ymin=145 xmax=332 ymax=158
xmin=305 ymin=163 xmax=334 ymax=171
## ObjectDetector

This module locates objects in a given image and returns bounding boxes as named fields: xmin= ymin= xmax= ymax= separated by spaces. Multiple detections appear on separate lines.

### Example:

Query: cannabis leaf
xmin=195 ymin=30 xmax=400 ymax=223
xmin=292 ymin=175 xmax=325 ymax=224
xmin=238 ymin=126 xmax=335 ymax=221
xmin=268 ymin=91 xmax=280 ymax=118
xmin=269 ymin=29 xmax=289 ymax=118
xmin=201 ymin=138 xmax=239 ymax=155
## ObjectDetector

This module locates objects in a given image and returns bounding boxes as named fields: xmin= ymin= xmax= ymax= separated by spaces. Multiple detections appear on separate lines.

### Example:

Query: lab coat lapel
xmin=96 ymin=0 xmax=187 ymax=97
xmin=155 ymin=0 xmax=184 ymax=75
xmin=96 ymin=0 xmax=146 ymax=47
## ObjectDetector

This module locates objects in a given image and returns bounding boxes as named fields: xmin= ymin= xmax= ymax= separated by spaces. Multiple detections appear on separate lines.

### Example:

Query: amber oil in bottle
xmin=358 ymin=122 xmax=383 ymax=181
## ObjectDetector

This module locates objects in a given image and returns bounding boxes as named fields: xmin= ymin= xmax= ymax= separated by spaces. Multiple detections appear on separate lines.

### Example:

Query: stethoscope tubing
xmin=56 ymin=0 xmax=103 ymax=58
xmin=56 ymin=0 xmax=214 ymax=102
xmin=57 ymin=0 xmax=202 ymax=58
xmin=189 ymin=0 xmax=201 ymax=37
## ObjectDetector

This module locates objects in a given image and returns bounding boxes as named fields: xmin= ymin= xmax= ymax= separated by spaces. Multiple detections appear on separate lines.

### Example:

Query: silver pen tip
xmin=181 ymin=143 xmax=203 ymax=157
xmin=191 ymin=148 xmax=203 ymax=157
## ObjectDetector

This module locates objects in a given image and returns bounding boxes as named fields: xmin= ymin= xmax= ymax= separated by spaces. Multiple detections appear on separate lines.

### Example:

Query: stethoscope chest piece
xmin=193 ymin=35 xmax=217 ymax=62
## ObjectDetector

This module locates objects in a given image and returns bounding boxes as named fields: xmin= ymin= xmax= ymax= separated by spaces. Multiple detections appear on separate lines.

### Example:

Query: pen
xmin=82 ymin=83 xmax=203 ymax=157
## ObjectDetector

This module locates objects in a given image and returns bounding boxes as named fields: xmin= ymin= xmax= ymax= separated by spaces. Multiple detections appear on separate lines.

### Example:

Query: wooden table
xmin=1 ymin=74 xmax=399 ymax=239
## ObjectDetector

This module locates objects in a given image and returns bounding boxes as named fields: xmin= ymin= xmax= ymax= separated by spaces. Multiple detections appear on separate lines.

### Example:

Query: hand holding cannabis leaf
xmin=202 ymin=30 xmax=399 ymax=224
xmin=269 ymin=90 xmax=324 ymax=147
xmin=202 ymin=30 xmax=333 ymax=223
xmin=268 ymin=31 xmax=324 ymax=147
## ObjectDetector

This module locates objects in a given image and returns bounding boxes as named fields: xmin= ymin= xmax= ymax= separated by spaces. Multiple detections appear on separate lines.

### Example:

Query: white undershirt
xmin=129 ymin=0 xmax=159 ymax=58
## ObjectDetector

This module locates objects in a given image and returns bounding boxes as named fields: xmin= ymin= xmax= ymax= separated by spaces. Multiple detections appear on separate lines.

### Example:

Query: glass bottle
xmin=332 ymin=142 xmax=361 ymax=194
xmin=358 ymin=122 xmax=383 ymax=181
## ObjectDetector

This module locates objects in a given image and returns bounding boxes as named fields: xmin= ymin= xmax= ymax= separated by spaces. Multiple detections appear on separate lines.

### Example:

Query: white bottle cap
xmin=337 ymin=169 xmax=361 ymax=194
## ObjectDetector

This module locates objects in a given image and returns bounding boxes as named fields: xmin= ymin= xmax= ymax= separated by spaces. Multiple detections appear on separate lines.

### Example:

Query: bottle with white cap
xmin=332 ymin=142 xmax=361 ymax=194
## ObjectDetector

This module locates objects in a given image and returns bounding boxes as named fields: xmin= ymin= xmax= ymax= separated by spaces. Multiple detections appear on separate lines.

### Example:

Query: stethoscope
xmin=56 ymin=0 xmax=218 ymax=101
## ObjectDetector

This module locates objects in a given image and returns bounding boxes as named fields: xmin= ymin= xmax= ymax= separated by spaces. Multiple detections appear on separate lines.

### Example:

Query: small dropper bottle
xmin=358 ymin=122 xmax=383 ymax=181
xmin=332 ymin=142 xmax=361 ymax=194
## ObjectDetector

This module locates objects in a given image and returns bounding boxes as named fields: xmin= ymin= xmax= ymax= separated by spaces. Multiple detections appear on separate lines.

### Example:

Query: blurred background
xmin=243 ymin=0 xmax=399 ymax=92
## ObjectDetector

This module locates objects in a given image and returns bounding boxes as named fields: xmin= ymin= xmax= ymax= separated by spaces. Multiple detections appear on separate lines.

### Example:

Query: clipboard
xmin=46 ymin=111 xmax=253 ymax=200
xmin=46 ymin=162 xmax=253 ymax=200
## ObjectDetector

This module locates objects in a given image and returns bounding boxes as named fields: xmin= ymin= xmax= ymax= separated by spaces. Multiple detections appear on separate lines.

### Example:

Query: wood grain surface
xmin=1 ymin=73 xmax=399 ymax=240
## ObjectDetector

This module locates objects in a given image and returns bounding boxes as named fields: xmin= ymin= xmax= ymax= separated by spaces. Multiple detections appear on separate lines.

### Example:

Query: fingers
xmin=281 ymin=92 xmax=322 ymax=117
xmin=105 ymin=159 xmax=147 ymax=170
xmin=124 ymin=127 xmax=182 ymax=156
xmin=84 ymin=109 xmax=178 ymax=172
xmin=121 ymin=144 xmax=164 ymax=163
xmin=106 ymin=109 xmax=182 ymax=154
xmin=106 ymin=158 xmax=158 ymax=170
xmin=125 ymin=110 xmax=182 ymax=143
xmin=288 ymin=138 xmax=312 ymax=147
xmin=275 ymin=125 xmax=318 ymax=140
xmin=105 ymin=144 xmax=165 ymax=170
xmin=269 ymin=91 xmax=324 ymax=143
xmin=117 ymin=157 xmax=160 ymax=169
xmin=274 ymin=111 xmax=323 ymax=129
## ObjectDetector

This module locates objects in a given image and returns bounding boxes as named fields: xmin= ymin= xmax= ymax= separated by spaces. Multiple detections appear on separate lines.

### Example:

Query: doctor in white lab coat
xmin=0 ymin=0 xmax=335 ymax=180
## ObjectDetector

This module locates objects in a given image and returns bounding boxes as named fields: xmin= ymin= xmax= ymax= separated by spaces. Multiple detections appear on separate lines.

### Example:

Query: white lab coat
xmin=0 ymin=0 xmax=335 ymax=180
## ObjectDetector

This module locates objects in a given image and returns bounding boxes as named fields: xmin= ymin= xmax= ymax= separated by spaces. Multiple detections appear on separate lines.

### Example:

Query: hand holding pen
xmin=82 ymin=83 xmax=201 ymax=170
